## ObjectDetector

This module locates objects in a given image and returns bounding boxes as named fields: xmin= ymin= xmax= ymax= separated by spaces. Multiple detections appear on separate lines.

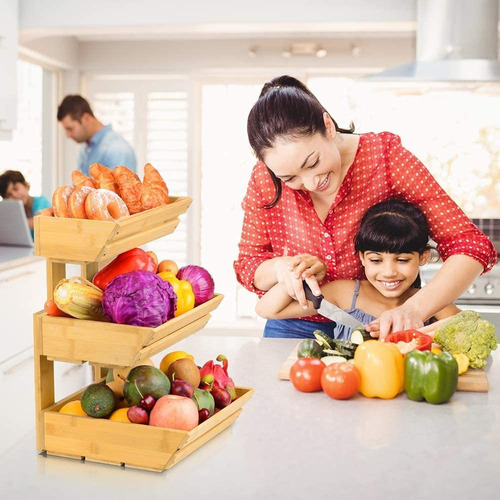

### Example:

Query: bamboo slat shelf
xmin=34 ymin=196 xmax=192 ymax=262
xmin=35 ymin=294 xmax=224 ymax=367
xmin=33 ymin=197 xmax=253 ymax=472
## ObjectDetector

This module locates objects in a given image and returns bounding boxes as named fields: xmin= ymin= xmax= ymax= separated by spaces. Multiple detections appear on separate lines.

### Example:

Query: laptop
xmin=0 ymin=199 xmax=34 ymax=247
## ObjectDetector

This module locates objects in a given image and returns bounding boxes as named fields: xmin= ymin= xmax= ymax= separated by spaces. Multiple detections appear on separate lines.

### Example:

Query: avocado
xmin=81 ymin=383 xmax=116 ymax=418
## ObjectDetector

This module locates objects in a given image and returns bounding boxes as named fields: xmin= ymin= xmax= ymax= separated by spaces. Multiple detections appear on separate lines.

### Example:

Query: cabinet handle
xmin=0 ymin=271 xmax=36 ymax=283
xmin=3 ymin=355 xmax=34 ymax=375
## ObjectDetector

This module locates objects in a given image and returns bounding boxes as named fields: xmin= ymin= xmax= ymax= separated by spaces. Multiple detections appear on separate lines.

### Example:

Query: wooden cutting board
xmin=278 ymin=343 xmax=489 ymax=392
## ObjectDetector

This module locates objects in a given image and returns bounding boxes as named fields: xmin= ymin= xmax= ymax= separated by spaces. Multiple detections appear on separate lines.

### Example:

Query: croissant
xmin=141 ymin=163 xmax=170 ymax=211
xmin=113 ymin=166 xmax=143 ymax=214
xmin=89 ymin=163 xmax=120 ymax=195
xmin=72 ymin=170 xmax=97 ymax=189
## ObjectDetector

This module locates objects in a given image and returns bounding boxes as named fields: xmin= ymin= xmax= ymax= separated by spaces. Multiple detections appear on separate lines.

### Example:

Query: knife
xmin=303 ymin=282 xmax=364 ymax=330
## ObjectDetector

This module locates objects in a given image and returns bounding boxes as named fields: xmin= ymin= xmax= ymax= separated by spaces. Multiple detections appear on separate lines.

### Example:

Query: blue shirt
xmin=30 ymin=195 xmax=51 ymax=238
xmin=78 ymin=125 xmax=137 ymax=176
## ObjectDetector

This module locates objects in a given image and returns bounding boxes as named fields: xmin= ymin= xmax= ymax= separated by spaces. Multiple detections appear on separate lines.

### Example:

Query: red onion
xmin=176 ymin=265 xmax=215 ymax=306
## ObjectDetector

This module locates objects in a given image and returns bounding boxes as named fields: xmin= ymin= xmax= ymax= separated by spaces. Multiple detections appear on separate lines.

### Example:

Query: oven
xmin=420 ymin=219 xmax=500 ymax=340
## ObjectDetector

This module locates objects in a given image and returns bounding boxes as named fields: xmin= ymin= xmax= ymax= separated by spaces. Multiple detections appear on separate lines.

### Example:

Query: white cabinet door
xmin=0 ymin=260 xmax=46 ymax=363
xmin=0 ymin=351 xmax=92 ymax=456
xmin=0 ymin=0 xmax=18 ymax=132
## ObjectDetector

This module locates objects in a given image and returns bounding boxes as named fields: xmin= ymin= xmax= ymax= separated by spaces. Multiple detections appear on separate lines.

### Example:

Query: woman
xmin=233 ymin=75 xmax=496 ymax=339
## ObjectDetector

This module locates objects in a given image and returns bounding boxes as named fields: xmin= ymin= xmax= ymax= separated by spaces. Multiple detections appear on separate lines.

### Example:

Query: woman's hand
xmin=274 ymin=254 xmax=325 ymax=308
xmin=365 ymin=303 xmax=424 ymax=340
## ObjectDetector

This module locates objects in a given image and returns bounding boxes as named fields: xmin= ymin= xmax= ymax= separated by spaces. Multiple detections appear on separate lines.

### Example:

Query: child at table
xmin=0 ymin=170 xmax=51 ymax=238
xmin=255 ymin=199 xmax=460 ymax=340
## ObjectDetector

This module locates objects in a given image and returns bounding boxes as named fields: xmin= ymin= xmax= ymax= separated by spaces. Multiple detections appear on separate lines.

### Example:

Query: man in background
xmin=57 ymin=95 xmax=137 ymax=175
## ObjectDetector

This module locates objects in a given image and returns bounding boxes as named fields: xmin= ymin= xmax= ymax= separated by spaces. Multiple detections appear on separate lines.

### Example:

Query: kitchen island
xmin=1 ymin=336 xmax=498 ymax=499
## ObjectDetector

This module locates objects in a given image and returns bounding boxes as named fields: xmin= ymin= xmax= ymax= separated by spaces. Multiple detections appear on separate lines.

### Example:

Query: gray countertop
xmin=0 ymin=245 xmax=42 ymax=272
xmin=1 ymin=336 xmax=499 ymax=499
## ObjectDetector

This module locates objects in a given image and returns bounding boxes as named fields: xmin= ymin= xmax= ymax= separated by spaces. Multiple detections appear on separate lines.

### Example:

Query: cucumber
xmin=313 ymin=330 xmax=335 ymax=350
xmin=297 ymin=339 xmax=324 ymax=359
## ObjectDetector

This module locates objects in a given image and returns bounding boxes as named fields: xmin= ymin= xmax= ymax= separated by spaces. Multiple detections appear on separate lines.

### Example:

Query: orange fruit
xmin=160 ymin=350 xmax=195 ymax=375
xmin=109 ymin=408 xmax=131 ymax=422
xmin=59 ymin=400 xmax=87 ymax=416
xmin=158 ymin=260 xmax=179 ymax=275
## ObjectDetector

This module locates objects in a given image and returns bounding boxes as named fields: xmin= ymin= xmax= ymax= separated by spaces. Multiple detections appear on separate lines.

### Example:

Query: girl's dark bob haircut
xmin=247 ymin=75 xmax=354 ymax=208
xmin=354 ymin=199 xmax=430 ymax=255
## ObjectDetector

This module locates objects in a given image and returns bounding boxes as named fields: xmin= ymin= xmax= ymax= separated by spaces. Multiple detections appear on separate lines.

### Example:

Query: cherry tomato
xmin=290 ymin=357 xmax=326 ymax=393
xmin=44 ymin=299 xmax=70 ymax=317
xmin=321 ymin=362 xmax=360 ymax=400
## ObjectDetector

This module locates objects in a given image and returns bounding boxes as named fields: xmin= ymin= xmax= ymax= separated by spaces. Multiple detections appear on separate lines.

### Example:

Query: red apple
xmin=149 ymin=395 xmax=199 ymax=430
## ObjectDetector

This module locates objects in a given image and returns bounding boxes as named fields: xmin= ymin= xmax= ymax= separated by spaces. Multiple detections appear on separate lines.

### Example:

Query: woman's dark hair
xmin=247 ymin=75 xmax=354 ymax=208
xmin=354 ymin=199 xmax=432 ymax=288
xmin=0 ymin=170 xmax=28 ymax=198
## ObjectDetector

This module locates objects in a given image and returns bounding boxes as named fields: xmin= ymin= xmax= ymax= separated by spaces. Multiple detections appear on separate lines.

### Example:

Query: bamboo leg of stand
xmin=46 ymin=260 xmax=66 ymax=300
xmin=34 ymin=313 xmax=54 ymax=451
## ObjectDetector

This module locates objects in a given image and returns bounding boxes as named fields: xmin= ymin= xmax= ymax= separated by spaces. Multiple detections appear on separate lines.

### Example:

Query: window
xmin=87 ymin=79 xmax=191 ymax=267
xmin=200 ymin=83 xmax=264 ymax=327
xmin=0 ymin=60 xmax=43 ymax=196
xmin=308 ymin=78 xmax=500 ymax=217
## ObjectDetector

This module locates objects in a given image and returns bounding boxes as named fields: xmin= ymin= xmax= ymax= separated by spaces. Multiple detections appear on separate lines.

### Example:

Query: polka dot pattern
xmin=233 ymin=132 xmax=497 ymax=322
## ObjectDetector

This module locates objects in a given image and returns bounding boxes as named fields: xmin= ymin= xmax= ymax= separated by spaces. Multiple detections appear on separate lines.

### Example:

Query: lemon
xmin=59 ymin=400 xmax=87 ymax=416
xmin=108 ymin=408 xmax=131 ymax=422
xmin=160 ymin=350 xmax=195 ymax=374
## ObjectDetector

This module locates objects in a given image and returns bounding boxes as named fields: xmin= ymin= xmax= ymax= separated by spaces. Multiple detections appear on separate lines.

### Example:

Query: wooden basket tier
xmin=34 ymin=196 xmax=192 ymax=263
xmin=35 ymin=294 xmax=223 ymax=367
xmin=41 ymin=386 xmax=254 ymax=472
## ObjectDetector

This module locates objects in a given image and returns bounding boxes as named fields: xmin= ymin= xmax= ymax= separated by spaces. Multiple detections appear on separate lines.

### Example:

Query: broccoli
xmin=433 ymin=310 xmax=497 ymax=368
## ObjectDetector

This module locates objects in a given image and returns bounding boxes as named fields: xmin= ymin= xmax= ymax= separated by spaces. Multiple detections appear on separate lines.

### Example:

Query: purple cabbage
xmin=102 ymin=270 xmax=177 ymax=327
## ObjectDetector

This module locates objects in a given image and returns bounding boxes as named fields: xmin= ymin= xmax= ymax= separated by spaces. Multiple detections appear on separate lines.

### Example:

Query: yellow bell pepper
xmin=157 ymin=271 xmax=195 ymax=317
xmin=354 ymin=340 xmax=404 ymax=399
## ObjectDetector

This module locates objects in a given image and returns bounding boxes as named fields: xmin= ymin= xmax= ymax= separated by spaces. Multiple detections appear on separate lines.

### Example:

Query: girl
xmin=234 ymin=75 xmax=495 ymax=339
xmin=255 ymin=200 xmax=461 ymax=340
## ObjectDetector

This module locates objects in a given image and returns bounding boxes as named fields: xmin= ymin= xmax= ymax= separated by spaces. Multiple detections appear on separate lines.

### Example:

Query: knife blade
xmin=303 ymin=282 xmax=364 ymax=330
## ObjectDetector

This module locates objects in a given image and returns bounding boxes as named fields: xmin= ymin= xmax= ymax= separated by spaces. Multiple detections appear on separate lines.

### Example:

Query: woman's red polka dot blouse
xmin=233 ymin=132 xmax=497 ymax=322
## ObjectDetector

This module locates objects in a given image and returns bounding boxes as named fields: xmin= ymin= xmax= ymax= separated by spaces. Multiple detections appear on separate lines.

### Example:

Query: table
xmin=1 ymin=336 xmax=498 ymax=500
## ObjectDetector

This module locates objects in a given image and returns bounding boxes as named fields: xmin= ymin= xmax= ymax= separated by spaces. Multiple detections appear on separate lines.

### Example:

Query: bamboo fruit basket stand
xmin=33 ymin=197 xmax=254 ymax=472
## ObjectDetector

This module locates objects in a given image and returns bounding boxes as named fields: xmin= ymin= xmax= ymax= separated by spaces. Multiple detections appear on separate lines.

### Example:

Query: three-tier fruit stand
xmin=33 ymin=197 xmax=254 ymax=472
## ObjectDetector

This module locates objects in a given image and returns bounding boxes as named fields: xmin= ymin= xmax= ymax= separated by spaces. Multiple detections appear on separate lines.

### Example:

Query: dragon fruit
xmin=199 ymin=354 xmax=237 ymax=401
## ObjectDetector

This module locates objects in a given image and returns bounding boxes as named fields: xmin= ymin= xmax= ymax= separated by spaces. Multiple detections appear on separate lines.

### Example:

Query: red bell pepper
xmin=92 ymin=248 xmax=157 ymax=291
xmin=199 ymin=354 xmax=237 ymax=401
xmin=386 ymin=329 xmax=433 ymax=352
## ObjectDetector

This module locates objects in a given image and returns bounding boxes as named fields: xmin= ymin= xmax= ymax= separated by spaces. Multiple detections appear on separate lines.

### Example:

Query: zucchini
xmin=297 ymin=339 xmax=324 ymax=359
xmin=350 ymin=328 xmax=372 ymax=344
xmin=313 ymin=330 xmax=335 ymax=350
xmin=330 ymin=339 xmax=359 ymax=360
xmin=322 ymin=356 xmax=348 ymax=365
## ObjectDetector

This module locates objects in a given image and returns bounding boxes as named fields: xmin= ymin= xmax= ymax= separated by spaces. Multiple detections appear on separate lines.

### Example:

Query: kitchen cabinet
xmin=0 ymin=0 xmax=18 ymax=137
xmin=0 ymin=349 xmax=92 ymax=456
xmin=0 ymin=259 xmax=45 ymax=364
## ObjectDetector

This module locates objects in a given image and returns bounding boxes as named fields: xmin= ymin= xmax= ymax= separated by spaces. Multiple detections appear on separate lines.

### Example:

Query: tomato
xmin=321 ymin=362 xmax=360 ymax=400
xmin=290 ymin=358 xmax=326 ymax=393
xmin=44 ymin=299 xmax=70 ymax=317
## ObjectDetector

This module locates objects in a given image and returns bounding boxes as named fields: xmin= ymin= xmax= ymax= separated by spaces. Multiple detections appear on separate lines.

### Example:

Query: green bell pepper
xmin=404 ymin=350 xmax=458 ymax=404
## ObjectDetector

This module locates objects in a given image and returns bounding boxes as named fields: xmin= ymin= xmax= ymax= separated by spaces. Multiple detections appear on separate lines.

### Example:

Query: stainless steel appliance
xmin=420 ymin=219 xmax=500 ymax=340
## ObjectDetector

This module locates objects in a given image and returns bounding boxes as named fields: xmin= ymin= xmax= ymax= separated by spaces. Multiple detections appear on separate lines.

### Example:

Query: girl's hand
xmin=366 ymin=304 xmax=424 ymax=340
xmin=274 ymin=254 xmax=324 ymax=308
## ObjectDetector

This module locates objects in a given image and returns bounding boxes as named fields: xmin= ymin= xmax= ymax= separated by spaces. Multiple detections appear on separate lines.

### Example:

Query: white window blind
xmin=92 ymin=92 xmax=135 ymax=147
xmin=145 ymin=91 xmax=189 ymax=266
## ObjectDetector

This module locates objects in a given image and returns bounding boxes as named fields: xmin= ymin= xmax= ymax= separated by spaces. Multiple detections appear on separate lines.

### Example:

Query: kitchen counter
xmin=1 ymin=336 xmax=499 ymax=499
xmin=0 ymin=245 xmax=42 ymax=272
